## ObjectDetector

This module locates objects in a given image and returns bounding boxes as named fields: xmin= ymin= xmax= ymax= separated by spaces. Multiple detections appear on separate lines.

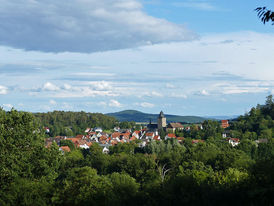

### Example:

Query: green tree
xmin=255 ymin=7 xmax=274 ymax=24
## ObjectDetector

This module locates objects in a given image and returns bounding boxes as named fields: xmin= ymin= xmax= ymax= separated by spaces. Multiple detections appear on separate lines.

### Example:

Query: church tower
xmin=158 ymin=111 xmax=166 ymax=130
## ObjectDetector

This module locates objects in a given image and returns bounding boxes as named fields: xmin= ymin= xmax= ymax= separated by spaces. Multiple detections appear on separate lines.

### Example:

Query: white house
xmin=102 ymin=147 xmax=110 ymax=154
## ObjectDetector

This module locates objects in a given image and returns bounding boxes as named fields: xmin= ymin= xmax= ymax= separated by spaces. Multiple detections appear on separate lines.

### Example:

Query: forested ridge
xmin=34 ymin=111 xmax=118 ymax=137
xmin=34 ymin=111 xmax=137 ymax=137
xmin=0 ymin=96 xmax=274 ymax=205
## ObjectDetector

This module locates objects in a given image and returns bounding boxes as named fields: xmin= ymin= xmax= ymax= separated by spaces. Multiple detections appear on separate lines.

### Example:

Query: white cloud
xmin=88 ymin=81 xmax=112 ymax=91
xmin=166 ymin=83 xmax=175 ymax=89
xmin=169 ymin=93 xmax=188 ymax=99
xmin=42 ymin=82 xmax=60 ymax=91
xmin=63 ymin=84 xmax=72 ymax=90
xmin=0 ymin=0 xmax=196 ymax=52
xmin=108 ymin=99 xmax=122 ymax=107
xmin=172 ymin=1 xmax=217 ymax=11
xmin=49 ymin=100 xmax=57 ymax=105
xmin=142 ymin=91 xmax=163 ymax=97
xmin=136 ymin=102 xmax=155 ymax=108
xmin=201 ymin=89 xmax=209 ymax=95
xmin=0 ymin=85 xmax=8 ymax=94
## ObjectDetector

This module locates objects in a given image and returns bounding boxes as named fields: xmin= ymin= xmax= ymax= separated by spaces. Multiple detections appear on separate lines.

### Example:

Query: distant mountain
xmin=204 ymin=115 xmax=239 ymax=120
xmin=106 ymin=110 xmax=206 ymax=123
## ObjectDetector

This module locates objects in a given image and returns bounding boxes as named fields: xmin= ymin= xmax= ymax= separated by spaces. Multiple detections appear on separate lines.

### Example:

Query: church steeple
xmin=159 ymin=111 xmax=165 ymax=118
xmin=158 ymin=111 xmax=166 ymax=130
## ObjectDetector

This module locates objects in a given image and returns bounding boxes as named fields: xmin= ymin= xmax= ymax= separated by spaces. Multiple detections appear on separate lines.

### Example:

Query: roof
xmin=168 ymin=123 xmax=184 ymax=128
xmin=75 ymin=135 xmax=84 ymax=139
xmin=112 ymin=132 xmax=121 ymax=138
xmin=153 ymin=135 xmax=160 ymax=140
xmin=167 ymin=133 xmax=176 ymax=138
xmin=146 ymin=132 xmax=154 ymax=136
xmin=66 ymin=138 xmax=80 ymax=145
xmin=60 ymin=146 xmax=71 ymax=152
xmin=133 ymin=130 xmax=141 ymax=134
xmin=228 ymin=138 xmax=239 ymax=142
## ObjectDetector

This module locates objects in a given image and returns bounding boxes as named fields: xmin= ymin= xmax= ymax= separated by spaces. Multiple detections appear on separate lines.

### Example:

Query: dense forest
xmin=34 ymin=111 xmax=136 ymax=137
xmin=0 ymin=96 xmax=274 ymax=205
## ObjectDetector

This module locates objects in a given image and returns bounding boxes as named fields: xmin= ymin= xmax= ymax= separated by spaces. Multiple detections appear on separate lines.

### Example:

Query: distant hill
xmin=106 ymin=110 xmax=206 ymax=123
xmin=204 ymin=115 xmax=239 ymax=120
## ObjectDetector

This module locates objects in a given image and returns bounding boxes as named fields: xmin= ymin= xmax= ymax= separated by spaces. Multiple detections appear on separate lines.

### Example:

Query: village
xmin=44 ymin=111 xmax=242 ymax=153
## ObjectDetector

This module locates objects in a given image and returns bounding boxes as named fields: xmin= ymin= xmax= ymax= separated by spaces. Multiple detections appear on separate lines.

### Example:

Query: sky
xmin=0 ymin=0 xmax=274 ymax=116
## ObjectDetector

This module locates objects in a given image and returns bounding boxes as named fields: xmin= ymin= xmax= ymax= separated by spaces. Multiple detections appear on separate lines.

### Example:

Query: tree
xmin=255 ymin=7 xmax=274 ymax=24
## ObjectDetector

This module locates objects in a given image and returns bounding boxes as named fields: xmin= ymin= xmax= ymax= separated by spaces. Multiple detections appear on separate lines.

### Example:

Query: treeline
xmin=0 ymin=96 xmax=274 ymax=205
xmin=229 ymin=95 xmax=274 ymax=140
xmin=34 ymin=111 xmax=136 ymax=137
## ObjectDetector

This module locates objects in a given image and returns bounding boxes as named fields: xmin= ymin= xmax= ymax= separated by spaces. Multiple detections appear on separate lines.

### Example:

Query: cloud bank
xmin=0 ymin=0 xmax=196 ymax=53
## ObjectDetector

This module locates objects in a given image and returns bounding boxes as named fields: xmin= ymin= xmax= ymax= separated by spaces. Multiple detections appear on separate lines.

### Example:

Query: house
xmin=120 ymin=134 xmax=130 ymax=141
xmin=228 ymin=138 xmax=239 ymax=147
xmin=99 ymin=135 xmax=109 ymax=144
xmin=132 ymin=130 xmax=141 ymax=139
xmin=90 ymin=134 xmax=99 ymax=142
xmin=59 ymin=146 xmax=71 ymax=153
xmin=102 ymin=146 xmax=110 ymax=154
xmin=185 ymin=126 xmax=191 ymax=131
xmin=139 ymin=140 xmax=148 ymax=147
xmin=110 ymin=139 xmax=118 ymax=145
xmin=78 ymin=139 xmax=92 ymax=149
xmin=165 ymin=133 xmax=176 ymax=140
xmin=88 ymin=131 xmax=97 ymax=136
xmin=44 ymin=127 xmax=50 ymax=134
xmin=94 ymin=127 xmax=103 ymax=133
xmin=176 ymin=137 xmax=184 ymax=143
xmin=111 ymin=132 xmax=121 ymax=139
xmin=145 ymin=132 xmax=155 ymax=140
xmin=114 ymin=127 xmax=120 ymax=132
xmin=75 ymin=135 xmax=85 ymax=139
xmin=66 ymin=138 xmax=80 ymax=147
xmin=222 ymin=130 xmax=230 ymax=138
xmin=130 ymin=136 xmax=137 ymax=141
xmin=85 ymin=128 xmax=91 ymax=133
xmin=167 ymin=123 xmax=184 ymax=133
xmin=153 ymin=135 xmax=161 ymax=141
xmin=221 ymin=120 xmax=229 ymax=129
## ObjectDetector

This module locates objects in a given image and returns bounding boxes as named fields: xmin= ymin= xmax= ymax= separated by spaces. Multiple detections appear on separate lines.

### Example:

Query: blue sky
xmin=0 ymin=0 xmax=274 ymax=116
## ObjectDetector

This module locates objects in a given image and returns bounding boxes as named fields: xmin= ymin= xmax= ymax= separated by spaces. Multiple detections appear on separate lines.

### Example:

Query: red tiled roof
xmin=153 ymin=135 xmax=160 ymax=140
xmin=75 ymin=135 xmax=85 ymax=139
xmin=168 ymin=123 xmax=184 ymax=128
xmin=60 ymin=146 xmax=71 ymax=152
xmin=146 ymin=132 xmax=154 ymax=136
xmin=112 ymin=132 xmax=121 ymax=138
xmin=167 ymin=133 xmax=176 ymax=138
xmin=228 ymin=138 xmax=239 ymax=142
xmin=130 ymin=136 xmax=137 ymax=141
xmin=66 ymin=138 xmax=80 ymax=147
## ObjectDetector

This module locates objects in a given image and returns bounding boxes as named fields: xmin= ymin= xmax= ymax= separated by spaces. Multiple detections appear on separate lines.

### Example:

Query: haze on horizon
xmin=0 ymin=0 xmax=274 ymax=116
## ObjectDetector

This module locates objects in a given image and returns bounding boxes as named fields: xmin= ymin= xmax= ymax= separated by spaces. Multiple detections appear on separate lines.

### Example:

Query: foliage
xmin=34 ymin=111 xmax=119 ymax=137
xmin=255 ymin=7 xmax=274 ymax=24
xmin=1 ymin=96 xmax=274 ymax=205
